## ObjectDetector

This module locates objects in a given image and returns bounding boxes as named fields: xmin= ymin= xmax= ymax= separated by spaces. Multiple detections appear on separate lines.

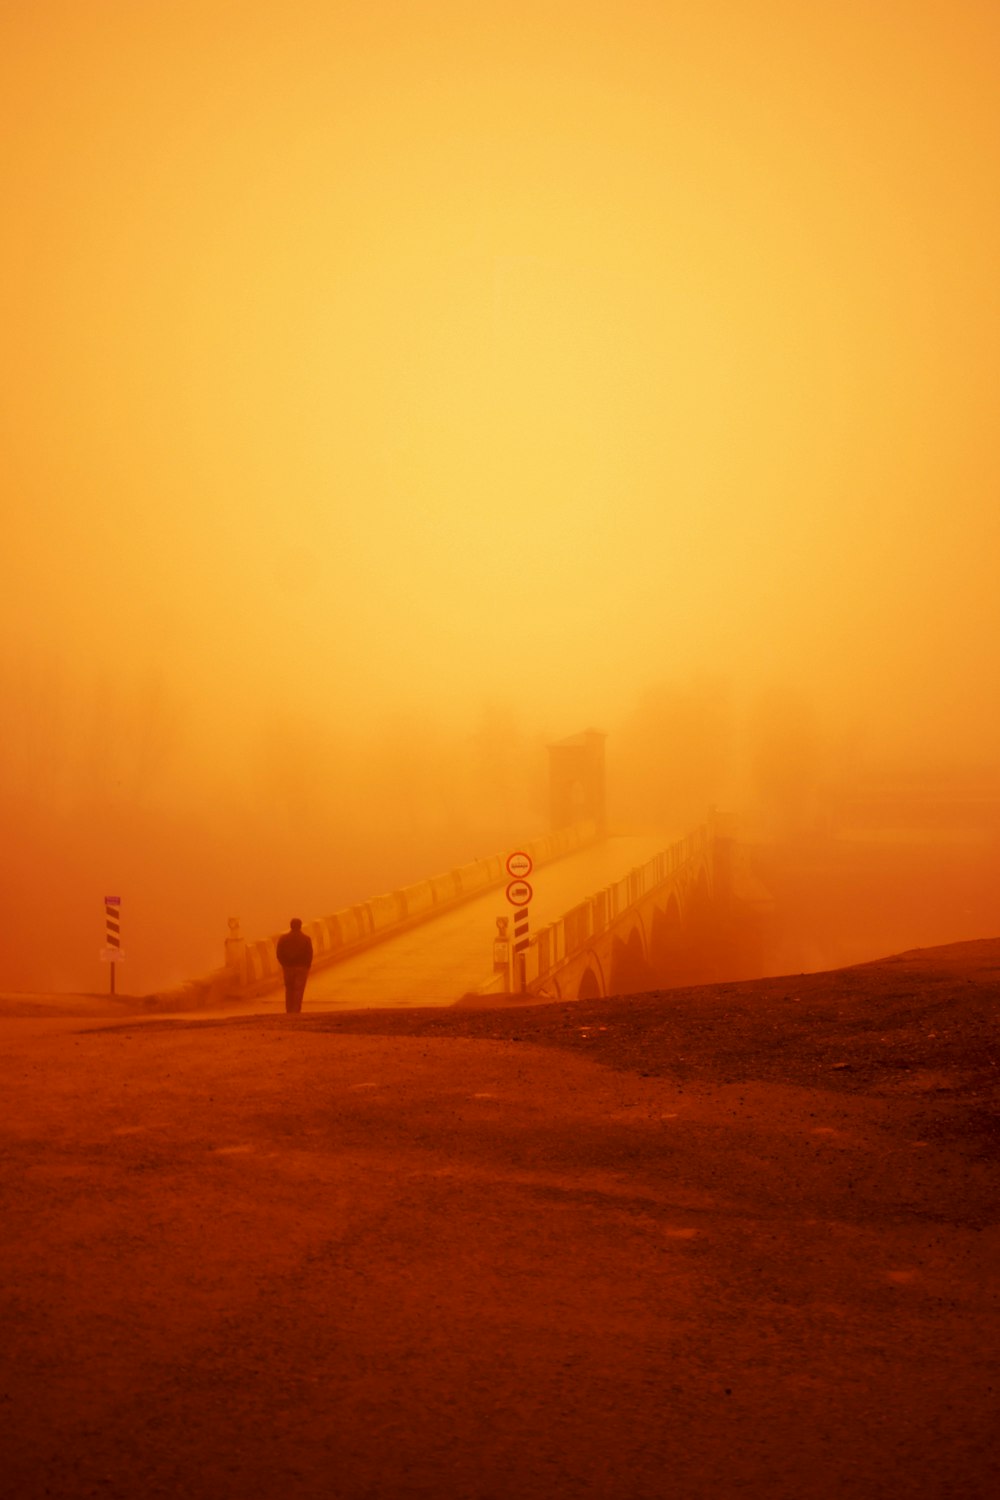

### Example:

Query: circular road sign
xmin=505 ymin=878 xmax=534 ymax=907
xmin=505 ymin=850 xmax=533 ymax=879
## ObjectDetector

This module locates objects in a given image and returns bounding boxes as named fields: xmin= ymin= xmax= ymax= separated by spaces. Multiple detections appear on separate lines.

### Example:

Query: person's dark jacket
xmin=276 ymin=929 xmax=313 ymax=968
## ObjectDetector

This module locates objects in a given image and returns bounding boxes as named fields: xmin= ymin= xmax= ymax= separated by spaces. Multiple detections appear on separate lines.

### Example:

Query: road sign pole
xmin=505 ymin=854 xmax=534 ymax=994
xmin=103 ymin=896 xmax=122 ymax=994
xmin=513 ymin=903 xmax=530 ymax=992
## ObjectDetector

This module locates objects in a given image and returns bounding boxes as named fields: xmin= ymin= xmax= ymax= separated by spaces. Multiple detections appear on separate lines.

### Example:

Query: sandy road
xmin=293 ymin=832 xmax=674 ymax=1009
xmin=1 ymin=942 xmax=998 ymax=1498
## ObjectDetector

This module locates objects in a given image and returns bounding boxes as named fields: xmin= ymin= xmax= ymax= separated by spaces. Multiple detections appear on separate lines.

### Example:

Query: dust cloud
xmin=2 ymin=1 xmax=998 ymax=994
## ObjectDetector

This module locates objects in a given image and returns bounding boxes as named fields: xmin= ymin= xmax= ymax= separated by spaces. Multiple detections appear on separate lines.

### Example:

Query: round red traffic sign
xmin=505 ymin=850 xmax=533 ymax=879
xmin=505 ymin=878 xmax=533 ymax=907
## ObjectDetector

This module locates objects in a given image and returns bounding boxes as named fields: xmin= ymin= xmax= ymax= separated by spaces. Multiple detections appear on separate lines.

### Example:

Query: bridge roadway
xmin=261 ymin=834 xmax=673 ymax=1012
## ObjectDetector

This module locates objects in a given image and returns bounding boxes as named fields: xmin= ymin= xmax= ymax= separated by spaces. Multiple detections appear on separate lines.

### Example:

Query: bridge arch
xmin=689 ymin=864 xmax=712 ymax=937
xmin=608 ymin=915 xmax=650 ymax=996
xmin=576 ymin=954 xmax=606 ymax=1001
xmin=649 ymin=890 xmax=683 ymax=984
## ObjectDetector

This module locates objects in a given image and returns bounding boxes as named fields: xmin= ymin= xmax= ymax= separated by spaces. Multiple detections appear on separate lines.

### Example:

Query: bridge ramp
xmin=259 ymin=835 xmax=674 ymax=1012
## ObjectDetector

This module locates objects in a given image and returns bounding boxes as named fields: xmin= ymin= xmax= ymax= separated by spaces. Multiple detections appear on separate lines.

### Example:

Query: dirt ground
xmin=1 ymin=939 xmax=998 ymax=1499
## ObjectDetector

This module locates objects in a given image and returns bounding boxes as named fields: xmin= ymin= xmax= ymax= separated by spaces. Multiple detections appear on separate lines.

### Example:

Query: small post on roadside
xmin=225 ymin=917 xmax=247 ymax=993
xmin=101 ymin=896 xmax=123 ymax=995
xmin=493 ymin=916 xmax=511 ymax=993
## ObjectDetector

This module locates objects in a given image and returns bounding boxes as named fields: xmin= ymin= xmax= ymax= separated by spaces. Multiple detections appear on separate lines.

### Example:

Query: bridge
xmin=163 ymin=733 xmax=768 ymax=1012
xmin=498 ymin=821 xmax=728 ymax=1002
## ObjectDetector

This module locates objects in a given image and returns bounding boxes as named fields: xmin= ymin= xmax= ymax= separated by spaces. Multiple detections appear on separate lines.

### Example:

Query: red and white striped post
xmin=102 ymin=896 xmax=122 ymax=995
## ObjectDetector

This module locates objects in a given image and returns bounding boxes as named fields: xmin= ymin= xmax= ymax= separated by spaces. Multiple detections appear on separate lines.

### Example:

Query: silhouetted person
xmin=276 ymin=917 xmax=313 ymax=1014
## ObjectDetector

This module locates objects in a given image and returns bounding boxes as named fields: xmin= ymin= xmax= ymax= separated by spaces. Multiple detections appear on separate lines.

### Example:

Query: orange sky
xmin=2 ymin=1 xmax=999 ymax=989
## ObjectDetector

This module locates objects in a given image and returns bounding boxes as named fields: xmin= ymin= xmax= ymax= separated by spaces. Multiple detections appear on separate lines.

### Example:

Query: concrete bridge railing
xmin=219 ymin=819 xmax=601 ymax=1001
xmin=502 ymin=815 xmax=769 ymax=1003
xmin=513 ymin=825 xmax=710 ymax=1000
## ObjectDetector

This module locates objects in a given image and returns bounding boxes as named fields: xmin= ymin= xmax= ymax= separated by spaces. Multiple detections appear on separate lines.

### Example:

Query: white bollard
xmin=493 ymin=916 xmax=511 ymax=993
xmin=225 ymin=917 xmax=247 ymax=992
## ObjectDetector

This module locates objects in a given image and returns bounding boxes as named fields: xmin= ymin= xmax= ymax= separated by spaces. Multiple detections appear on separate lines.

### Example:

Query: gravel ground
xmin=199 ymin=936 xmax=1000 ymax=1164
xmin=1 ymin=938 xmax=998 ymax=1499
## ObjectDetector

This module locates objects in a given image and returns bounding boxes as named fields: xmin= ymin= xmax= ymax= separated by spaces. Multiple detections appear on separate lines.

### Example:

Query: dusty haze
xmin=2 ymin=1 xmax=998 ymax=994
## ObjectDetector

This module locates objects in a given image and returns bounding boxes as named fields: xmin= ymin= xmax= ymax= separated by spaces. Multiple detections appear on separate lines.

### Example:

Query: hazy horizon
xmin=3 ymin=1 xmax=998 ymax=993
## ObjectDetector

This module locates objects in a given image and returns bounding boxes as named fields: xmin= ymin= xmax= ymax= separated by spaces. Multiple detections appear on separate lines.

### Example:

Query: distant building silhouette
xmin=547 ymin=729 xmax=606 ymax=834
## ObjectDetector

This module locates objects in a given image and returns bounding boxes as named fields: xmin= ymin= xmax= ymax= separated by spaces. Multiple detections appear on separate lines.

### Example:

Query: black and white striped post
xmin=102 ymin=895 xmax=122 ymax=995
xmin=505 ymin=850 xmax=534 ymax=994
xmin=512 ymin=900 xmax=531 ymax=987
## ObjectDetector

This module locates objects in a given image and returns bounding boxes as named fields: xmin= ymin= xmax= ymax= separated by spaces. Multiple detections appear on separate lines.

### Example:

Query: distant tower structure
xmin=547 ymin=729 xmax=607 ymax=834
